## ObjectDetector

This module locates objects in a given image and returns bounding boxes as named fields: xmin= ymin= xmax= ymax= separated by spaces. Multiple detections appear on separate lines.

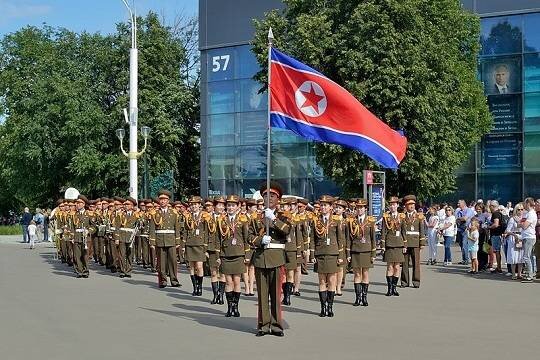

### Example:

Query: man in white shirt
xmin=520 ymin=197 xmax=537 ymax=283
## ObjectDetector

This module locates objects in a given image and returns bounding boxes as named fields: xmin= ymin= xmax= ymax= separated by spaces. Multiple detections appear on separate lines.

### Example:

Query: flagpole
xmin=266 ymin=27 xmax=274 ymax=236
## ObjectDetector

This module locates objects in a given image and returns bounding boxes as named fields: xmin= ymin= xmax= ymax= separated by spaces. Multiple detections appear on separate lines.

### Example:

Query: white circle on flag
xmin=294 ymin=81 xmax=327 ymax=117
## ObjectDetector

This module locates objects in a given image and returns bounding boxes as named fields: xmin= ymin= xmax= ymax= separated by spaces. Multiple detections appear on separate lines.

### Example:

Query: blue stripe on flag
xmin=270 ymin=48 xmax=324 ymax=77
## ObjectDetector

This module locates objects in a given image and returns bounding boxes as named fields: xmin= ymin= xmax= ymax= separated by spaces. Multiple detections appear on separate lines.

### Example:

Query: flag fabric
xmin=269 ymin=48 xmax=408 ymax=169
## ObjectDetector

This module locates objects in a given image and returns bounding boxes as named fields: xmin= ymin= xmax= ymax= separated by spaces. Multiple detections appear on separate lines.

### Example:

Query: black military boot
xmin=392 ymin=276 xmax=400 ymax=296
xmin=233 ymin=292 xmax=241 ymax=317
xmin=326 ymin=291 xmax=335 ymax=317
xmin=318 ymin=291 xmax=327 ymax=317
xmin=286 ymin=282 xmax=293 ymax=305
xmin=385 ymin=276 xmax=393 ymax=296
xmin=196 ymin=275 xmax=203 ymax=296
xmin=353 ymin=283 xmax=362 ymax=306
xmin=281 ymin=282 xmax=287 ymax=305
xmin=210 ymin=281 xmax=218 ymax=304
xmin=190 ymin=275 xmax=197 ymax=296
xmin=225 ymin=292 xmax=233 ymax=317
xmin=282 ymin=282 xmax=292 ymax=306
xmin=218 ymin=281 xmax=226 ymax=304
xmin=361 ymin=283 xmax=369 ymax=306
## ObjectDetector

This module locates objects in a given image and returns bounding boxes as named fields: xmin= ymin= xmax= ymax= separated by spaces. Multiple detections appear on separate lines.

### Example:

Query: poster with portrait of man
xmin=482 ymin=57 xmax=521 ymax=95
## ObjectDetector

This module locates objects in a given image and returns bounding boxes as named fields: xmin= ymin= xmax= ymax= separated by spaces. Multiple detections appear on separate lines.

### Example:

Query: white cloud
xmin=0 ymin=1 xmax=52 ymax=23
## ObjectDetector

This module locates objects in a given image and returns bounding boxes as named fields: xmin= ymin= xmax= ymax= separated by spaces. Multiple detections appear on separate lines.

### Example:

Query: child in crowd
xmin=467 ymin=219 xmax=480 ymax=274
xmin=28 ymin=220 xmax=37 ymax=250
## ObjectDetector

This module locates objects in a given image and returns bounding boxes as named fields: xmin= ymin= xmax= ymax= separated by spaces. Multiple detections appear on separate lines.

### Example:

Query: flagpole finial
xmin=268 ymin=27 xmax=274 ymax=42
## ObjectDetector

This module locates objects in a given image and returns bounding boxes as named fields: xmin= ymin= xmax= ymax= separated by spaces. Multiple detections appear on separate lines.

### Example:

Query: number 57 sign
xmin=212 ymin=54 xmax=230 ymax=72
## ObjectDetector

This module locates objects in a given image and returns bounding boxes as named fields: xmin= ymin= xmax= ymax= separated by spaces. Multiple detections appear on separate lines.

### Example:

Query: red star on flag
xmin=300 ymin=83 xmax=325 ymax=111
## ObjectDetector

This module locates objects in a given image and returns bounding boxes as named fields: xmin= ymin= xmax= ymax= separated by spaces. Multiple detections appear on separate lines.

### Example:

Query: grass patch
xmin=0 ymin=225 xmax=22 ymax=235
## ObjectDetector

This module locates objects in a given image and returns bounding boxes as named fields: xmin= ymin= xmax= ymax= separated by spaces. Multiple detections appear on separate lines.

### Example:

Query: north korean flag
xmin=270 ymin=48 xmax=407 ymax=169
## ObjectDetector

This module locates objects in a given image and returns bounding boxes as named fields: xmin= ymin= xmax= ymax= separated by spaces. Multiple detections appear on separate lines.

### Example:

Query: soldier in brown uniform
xmin=243 ymin=198 xmax=258 ymax=297
xmin=280 ymin=198 xmax=302 ymax=306
xmin=87 ymin=200 xmax=98 ymax=263
xmin=310 ymin=195 xmax=344 ymax=317
xmin=381 ymin=196 xmax=406 ymax=296
xmin=400 ymin=195 xmax=426 ymax=288
xmin=64 ymin=200 xmax=77 ymax=266
xmin=184 ymin=196 xmax=210 ymax=296
xmin=115 ymin=197 xmax=139 ymax=278
xmin=149 ymin=189 xmax=182 ymax=288
xmin=250 ymin=181 xmax=289 ymax=337
xmin=333 ymin=199 xmax=348 ymax=296
xmin=94 ymin=199 xmax=107 ymax=266
xmin=346 ymin=198 xmax=376 ymax=306
xmin=293 ymin=198 xmax=311 ymax=296
xmin=70 ymin=195 xmax=92 ymax=278
xmin=52 ymin=200 xmax=68 ymax=264
xmin=103 ymin=198 xmax=118 ymax=273
xmin=206 ymin=197 xmax=222 ymax=304
xmin=216 ymin=195 xmax=250 ymax=317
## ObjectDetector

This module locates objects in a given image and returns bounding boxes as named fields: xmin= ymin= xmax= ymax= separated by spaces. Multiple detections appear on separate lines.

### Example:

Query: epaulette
xmin=202 ymin=212 xmax=212 ymax=221
xmin=332 ymin=215 xmax=342 ymax=221
xmin=399 ymin=213 xmax=406 ymax=219
xmin=383 ymin=213 xmax=390 ymax=218
xmin=238 ymin=214 xmax=248 ymax=223
xmin=367 ymin=216 xmax=376 ymax=223
xmin=298 ymin=214 xmax=306 ymax=221
xmin=418 ymin=213 xmax=425 ymax=220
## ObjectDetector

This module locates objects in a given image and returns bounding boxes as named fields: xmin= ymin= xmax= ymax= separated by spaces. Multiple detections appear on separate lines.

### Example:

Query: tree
xmin=0 ymin=12 xmax=199 ymax=213
xmin=252 ymin=0 xmax=491 ymax=200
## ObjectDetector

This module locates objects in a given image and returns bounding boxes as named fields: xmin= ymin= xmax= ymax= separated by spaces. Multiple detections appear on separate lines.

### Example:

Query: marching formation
xmin=49 ymin=181 xmax=426 ymax=337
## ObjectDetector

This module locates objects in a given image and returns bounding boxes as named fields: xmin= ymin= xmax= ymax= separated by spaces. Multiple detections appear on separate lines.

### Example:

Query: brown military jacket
xmin=149 ymin=208 xmax=182 ymax=247
xmin=115 ymin=211 xmax=139 ymax=243
xmin=249 ymin=210 xmax=290 ymax=268
xmin=206 ymin=213 xmax=220 ymax=253
xmin=346 ymin=214 xmax=377 ymax=258
xmin=183 ymin=211 xmax=210 ymax=249
xmin=295 ymin=211 xmax=312 ymax=252
xmin=218 ymin=213 xmax=250 ymax=258
xmin=401 ymin=211 xmax=427 ymax=248
xmin=381 ymin=212 xmax=407 ymax=248
xmin=309 ymin=214 xmax=344 ymax=256
xmin=70 ymin=210 xmax=91 ymax=243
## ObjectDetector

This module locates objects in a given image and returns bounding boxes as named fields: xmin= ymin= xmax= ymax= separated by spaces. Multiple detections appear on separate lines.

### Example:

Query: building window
xmin=481 ymin=16 xmax=522 ymax=56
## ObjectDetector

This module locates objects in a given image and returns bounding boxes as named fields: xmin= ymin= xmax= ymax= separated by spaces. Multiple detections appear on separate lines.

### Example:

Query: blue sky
xmin=0 ymin=0 xmax=199 ymax=37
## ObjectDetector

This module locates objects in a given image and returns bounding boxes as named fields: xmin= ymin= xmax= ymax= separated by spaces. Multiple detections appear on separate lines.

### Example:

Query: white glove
xmin=264 ymin=208 xmax=276 ymax=221
xmin=261 ymin=235 xmax=272 ymax=245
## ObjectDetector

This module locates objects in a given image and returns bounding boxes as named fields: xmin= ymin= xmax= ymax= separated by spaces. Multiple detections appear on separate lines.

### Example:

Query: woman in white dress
xmin=426 ymin=207 xmax=439 ymax=265
xmin=503 ymin=203 xmax=524 ymax=280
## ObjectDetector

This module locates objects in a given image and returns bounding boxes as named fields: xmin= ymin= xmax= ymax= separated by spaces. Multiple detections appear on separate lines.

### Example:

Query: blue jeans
xmin=523 ymin=237 xmax=537 ymax=279
xmin=459 ymin=232 xmax=470 ymax=263
xmin=22 ymin=225 xmax=29 ymax=243
xmin=443 ymin=236 xmax=454 ymax=262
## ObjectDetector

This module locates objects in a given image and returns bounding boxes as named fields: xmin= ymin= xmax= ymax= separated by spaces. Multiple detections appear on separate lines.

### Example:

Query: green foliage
xmin=0 ymin=225 xmax=22 ymax=235
xmin=252 ymin=0 xmax=491 ymax=200
xmin=0 ymin=13 xmax=199 ymax=213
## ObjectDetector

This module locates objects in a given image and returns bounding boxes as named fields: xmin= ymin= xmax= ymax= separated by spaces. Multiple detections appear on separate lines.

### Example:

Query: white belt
xmin=55 ymin=230 xmax=63 ymax=234
xmin=120 ymin=227 xmax=134 ymax=232
xmin=264 ymin=243 xmax=285 ymax=249
xmin=140 ymin=234 xmax=149 ymax=238
xmin=110 ymin=227 xmax=116 ymax=230
xmin=75 ymin=229 xmax=86 ymax=233
xmin=407 ymin=231 xmax=420 ymax=235
xmin=156 ymin=230 xmax=175 ymax=234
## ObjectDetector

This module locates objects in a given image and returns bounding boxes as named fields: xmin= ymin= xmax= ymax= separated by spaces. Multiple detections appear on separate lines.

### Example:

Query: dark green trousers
xmin=255 ymin=267 xmax=283 ymax=332
xmin=158 ymin=246 xmax=179 ymax=286
xmin=72 ymin=242 xmax=88 ymax=276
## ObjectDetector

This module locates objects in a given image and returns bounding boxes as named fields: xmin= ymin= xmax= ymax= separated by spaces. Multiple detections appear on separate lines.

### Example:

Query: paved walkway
xmin=0 ymin=241 xmax=538 ymax=360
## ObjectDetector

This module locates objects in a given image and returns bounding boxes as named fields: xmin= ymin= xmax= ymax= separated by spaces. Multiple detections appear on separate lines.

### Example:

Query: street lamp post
xmin=121 ymin=0 xmax=139 ymax=199
xmin=116 ymin=126 xmax=151 ymax=197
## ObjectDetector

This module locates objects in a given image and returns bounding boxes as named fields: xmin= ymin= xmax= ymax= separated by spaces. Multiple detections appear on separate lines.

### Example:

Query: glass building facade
xmin=201 ymin=44 xmax=339 ymax=199
xmin=199 ymin=0 xmax=540 ymax=202
xmin=454 ymin=12 xmax=540 ymax=203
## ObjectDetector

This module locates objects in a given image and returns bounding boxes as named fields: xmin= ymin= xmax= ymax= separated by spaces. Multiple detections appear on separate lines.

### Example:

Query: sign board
xmin=362 ymin=170 xmax=385 ymax=221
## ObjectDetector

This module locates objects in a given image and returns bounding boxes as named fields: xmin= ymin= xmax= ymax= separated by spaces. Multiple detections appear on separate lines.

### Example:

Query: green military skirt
xmin=351 ymin=252 xmax=373 ymax=269
xmin=220 ymin=255 xmax=246 ymax=275
xmin=206 ymin=250 xmax=220 ymax=268
xmin=185 ymin=245 xmax=206 ymax=262
xmin=314 ymin=254 xmax=339 ymax=274
xmin=384 ymin=247 xmax=404 ymax=263
xmin=284 ymin=251 xmax=298 ymax=270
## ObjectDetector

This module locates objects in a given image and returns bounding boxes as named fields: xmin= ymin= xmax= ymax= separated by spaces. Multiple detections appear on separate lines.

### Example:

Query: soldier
xmin=217 ymin=195 xmax=250 ymax=317
xmin=381 ymin=196 xmax=406 ymax=296
xmin=184 ymin=196 xmax=210 ymax=296
xmin=94 ymin=199 xmax=107 ymax=266
xmin=281 ymin=198 xmax=302 ymax=306
xmin=139 ymin=200 xmax=151 ymax=270
xmin=64 ymin=200 xmax=77 ymax=266
xmin=70 ymin=195 xmax=92 ymax=278
xmin=87 ymin=200 xmax=99 ymax=263
xmin=333 ymin=199 xmax=348 ymax=296
xmin=293 ymin=198 xmax=311 ymax=296
xmin=400 ymin=195 xmax=426 ymax=288
xmin=250 ymin=181 xmax=289 ymax=337
xmin=149 ymin=189 xmax=182 ymax=288
xmin=104 ymin=198 xmax=119 ymax=273
xmin=51 ymin=199 xmax=68 ymax=263
xmin=115 ymin=197 xmax=139 ymax=278
xmin=243 ymin=198 xmax=258 ymax=297
xmin=208 ymin=196 xmax=225 ymax=305
xmin=310 ymin=195 xmax=344 ymax=318
xmin=346 ymin=198 xmax=376 ymax=306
